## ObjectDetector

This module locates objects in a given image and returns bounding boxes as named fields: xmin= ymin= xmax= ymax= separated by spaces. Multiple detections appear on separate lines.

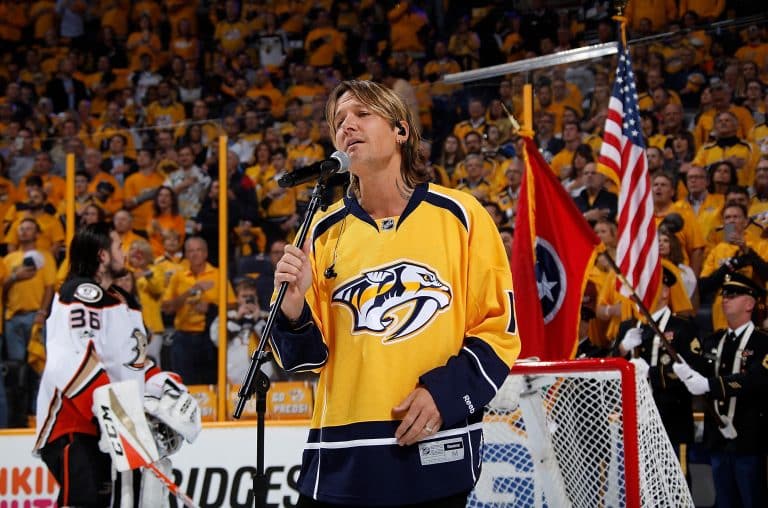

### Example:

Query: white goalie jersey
xmin=34 ymin=277 xmax=156 ymax=454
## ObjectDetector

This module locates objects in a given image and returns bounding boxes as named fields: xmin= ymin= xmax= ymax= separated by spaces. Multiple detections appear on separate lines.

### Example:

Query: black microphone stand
xmin=233 ymin=176 xmax=331 ymax=508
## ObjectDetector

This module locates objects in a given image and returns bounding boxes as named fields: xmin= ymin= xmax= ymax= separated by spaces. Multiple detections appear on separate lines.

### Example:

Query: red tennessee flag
xmin=511 ymin=137 xmax=600 ymax=360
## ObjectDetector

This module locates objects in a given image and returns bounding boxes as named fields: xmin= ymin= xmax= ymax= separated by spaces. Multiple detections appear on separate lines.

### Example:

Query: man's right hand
xmin=14 ymin=265 xmax=37 ymax=281
xmin=275 ymin=243 xmax=313 ymax=320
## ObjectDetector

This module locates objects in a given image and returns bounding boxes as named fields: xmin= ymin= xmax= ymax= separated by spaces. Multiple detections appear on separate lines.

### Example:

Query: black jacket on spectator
xmin=573 ymin=188 xmax=618 ymax=224
xmin=193 ymin=196 xmax=242 ymax=268
xmin=45 ymin=76 xmax=88 ymax=113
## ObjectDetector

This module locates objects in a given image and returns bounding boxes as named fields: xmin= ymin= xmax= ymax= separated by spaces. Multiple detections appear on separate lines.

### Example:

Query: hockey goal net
xmin=468 ymin=358 xmax=693 ymax=508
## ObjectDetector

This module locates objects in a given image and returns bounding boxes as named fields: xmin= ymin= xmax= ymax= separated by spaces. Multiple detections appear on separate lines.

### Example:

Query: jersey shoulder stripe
xmin=424 ymin=185 xmax=470 ymax=232
xmin=58 ymin=277 xmax=141 ymax=310
xmin=312 ymin=201 xmax=349 ymax=246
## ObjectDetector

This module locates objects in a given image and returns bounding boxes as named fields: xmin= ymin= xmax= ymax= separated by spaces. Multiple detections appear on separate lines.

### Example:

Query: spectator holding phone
xmin=209 ymin=277 xmax=273 ymax=384
xmin=700 ymin=202 xmax=768 ymax=330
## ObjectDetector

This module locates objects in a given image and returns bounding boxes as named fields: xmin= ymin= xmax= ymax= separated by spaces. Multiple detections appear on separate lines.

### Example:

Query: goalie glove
xmin=672 ymin=360 xmax=710 ymax=395
xmin=144 ymin=372 xmax=202 ymax=444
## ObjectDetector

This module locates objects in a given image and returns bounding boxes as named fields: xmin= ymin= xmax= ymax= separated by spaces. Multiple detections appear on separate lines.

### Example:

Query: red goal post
xmin=468 ymin=358 xmax=693 ymax=508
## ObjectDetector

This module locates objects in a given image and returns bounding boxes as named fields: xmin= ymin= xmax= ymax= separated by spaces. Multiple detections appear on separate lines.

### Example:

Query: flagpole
xmin=601 ymin=251 xmax=681 ymax=360
xmin=606 ymin=3 xmax=726 ymax=429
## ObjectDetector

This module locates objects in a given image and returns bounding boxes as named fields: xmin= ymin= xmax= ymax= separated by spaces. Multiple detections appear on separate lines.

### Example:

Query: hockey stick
xmin=94 ymin=383 xmax=201 ymax=508
xmin=107 ymin=390 xmax=200 ymax=508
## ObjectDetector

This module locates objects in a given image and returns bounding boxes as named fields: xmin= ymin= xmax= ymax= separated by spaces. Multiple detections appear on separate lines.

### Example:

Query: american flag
xmin=598 ymin=41 xmax=660 ymax=310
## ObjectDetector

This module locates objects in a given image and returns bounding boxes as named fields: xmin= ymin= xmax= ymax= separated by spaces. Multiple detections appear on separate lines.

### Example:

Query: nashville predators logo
xmin=332 ymin=261 xmax=452 ymax=342
xmin=124 ymin=328 xmax=149 ymax=370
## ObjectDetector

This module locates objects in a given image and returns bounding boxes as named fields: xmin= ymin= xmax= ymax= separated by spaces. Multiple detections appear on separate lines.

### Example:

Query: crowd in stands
xmin=0 ymin=0 xmax=767 ymax=438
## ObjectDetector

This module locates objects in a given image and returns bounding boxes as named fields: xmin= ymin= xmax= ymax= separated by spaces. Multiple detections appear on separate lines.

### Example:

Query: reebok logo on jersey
xmin=332 ymin=261 xmax=452 ymax=342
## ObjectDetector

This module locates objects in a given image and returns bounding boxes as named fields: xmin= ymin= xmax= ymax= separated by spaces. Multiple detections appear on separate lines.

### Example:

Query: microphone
xmin=278 ymin=151 xmax=350 ymax=188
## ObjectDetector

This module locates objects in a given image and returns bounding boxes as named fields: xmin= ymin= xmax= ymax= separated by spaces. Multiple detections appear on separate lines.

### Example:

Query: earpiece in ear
xmin=397 ymin=123 xmax=406 ymax=136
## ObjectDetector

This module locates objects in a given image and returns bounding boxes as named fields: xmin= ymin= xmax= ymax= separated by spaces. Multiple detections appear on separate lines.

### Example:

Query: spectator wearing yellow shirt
xmin=112 ymin=209 xmax=143 ymax=257
xmin=154 ymin=229 xmax=187 ymax=288
xmin=679 ymin=0 xmax=725 ymax=21
xmin=452 ymin=98 xmax=487 ymax=150
xmin=699 ymin=203 xmax=768 ymax=331
xmin=549 ymin=121 xmax=584 ymax=181
xmin=127 ymin=238 xmax=165 ymax=343
xmin=214 ymin=0 xmax=251 ymax=57
xmin=259 ymin=148 xmax=298 ymax=244
xmin=147 ymin=186 xmax=186 ymax=257
xmin=169 ymin=17 xmax=200 ymax=65
xmin=3 ymin=218 xmax=56 ymax=363
xmin=92 ymin=101 xmax=136 ymax=158
xmin=145 ymin=80 xmax=186 ymax=130
xmin=652 ymin=171 xmax=706 ymax=275
xmin=694 ymin=80 xmax=755 ymax=148
xmin=17 ymin=152 xmax=65 ymax=205
xmin=305 ymin=10 xmax=345 ymax=68
xmin=448 ymin=16 xmax=481 ymax=70
xmin=735 ymin=25 xmax=768 ymax=70
xmin=387 ymin=0 xmax=429 ymax=57
xmin=123 ymin=148 xmax=165 ymax=233
xmin=693 ymin=111 xmax=759 ymax=187
xmin=750 ymin=157 xmax=768 ymax=226
xmin=287 ymin=119 xmax=325 ymax=206
xmin=4 ymin=186 xmax=65 ymax=258
xmin=161 ymin=236 xmax=236 ymax=384
xmin=247 ymin=69 xmax=285 ymax=119
xmin=29 ymin=0 xmax=56 ymax=42
xmin=674 ymin=165 xmax=725 ymax=244
xmin=625 ymin=0 xmax=677 ymax=34
xmin=56 ymin=170 xmax=94 ymax=219
xmin=125 ymin=14 xmax=164 ymax=71
xmin=0 ymin=1 xmax=29 ymax=46
xmin=455 ymin=154 xmax=493 ymax=203
xmin=81 ymin=148 xmax=123 ymax=219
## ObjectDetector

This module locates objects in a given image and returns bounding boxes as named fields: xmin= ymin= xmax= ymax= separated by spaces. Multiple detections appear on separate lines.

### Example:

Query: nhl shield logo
xmin=535 ymin=237 xmax=566 ymax=324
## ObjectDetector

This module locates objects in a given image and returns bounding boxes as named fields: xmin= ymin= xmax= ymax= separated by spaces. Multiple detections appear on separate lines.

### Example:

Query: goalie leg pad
xmin=40 ymin=433 xmax=112 ymax=507
xmin=93 ymin=380 xmax=160 ymax=471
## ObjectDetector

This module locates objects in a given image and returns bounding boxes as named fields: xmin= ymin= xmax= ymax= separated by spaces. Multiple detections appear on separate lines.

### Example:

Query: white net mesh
xmin=468 ymin=360 xmax=693 ymax=508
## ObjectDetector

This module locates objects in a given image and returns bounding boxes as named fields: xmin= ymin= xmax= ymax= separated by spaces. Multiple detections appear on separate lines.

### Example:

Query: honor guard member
xmin=615 ymin=266 xmax=700 ymax=471
xmin=674 ymin=272 xmax=768 ymax=508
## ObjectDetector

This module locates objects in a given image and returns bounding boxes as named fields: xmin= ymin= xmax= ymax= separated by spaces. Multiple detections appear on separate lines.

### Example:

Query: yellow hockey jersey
xmin=270 ymin=183 xmax=520 ymax=505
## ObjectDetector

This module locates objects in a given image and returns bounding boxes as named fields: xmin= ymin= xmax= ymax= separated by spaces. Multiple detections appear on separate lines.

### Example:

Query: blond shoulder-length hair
xmin=325 ymin=80 xmax=428 ymax=196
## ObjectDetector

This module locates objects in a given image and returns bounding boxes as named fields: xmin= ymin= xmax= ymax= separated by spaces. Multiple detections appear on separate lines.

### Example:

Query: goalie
xmin=32 ymin=222 xmax=202 ymax=507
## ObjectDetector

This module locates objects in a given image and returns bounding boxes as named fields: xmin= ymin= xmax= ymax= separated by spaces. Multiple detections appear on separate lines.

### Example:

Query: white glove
xmin=672 ymin=360 xmax=710 ymax=395
xmin=620 ymin=327 xmax=643 ymax=352
xmin=629 ymin=357 xmax=650 ymax=378
xmin=717 ymin=415 xmax=738 ymax=439
xmin=144 ymin=372 xmax=202 ymax=443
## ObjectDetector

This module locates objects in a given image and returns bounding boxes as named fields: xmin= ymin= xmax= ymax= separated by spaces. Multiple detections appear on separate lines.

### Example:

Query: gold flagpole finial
xmin=500 ymin=101 xmax=520 ymax=133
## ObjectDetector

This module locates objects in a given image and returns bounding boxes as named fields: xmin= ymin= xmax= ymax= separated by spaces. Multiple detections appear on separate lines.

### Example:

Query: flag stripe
xmin=599 ymin=40 xmax=660 ymax=310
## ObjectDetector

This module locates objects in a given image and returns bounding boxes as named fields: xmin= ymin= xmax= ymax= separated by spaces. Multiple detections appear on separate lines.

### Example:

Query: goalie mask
xmin=146 ymin=413 xmax=184 ymax=457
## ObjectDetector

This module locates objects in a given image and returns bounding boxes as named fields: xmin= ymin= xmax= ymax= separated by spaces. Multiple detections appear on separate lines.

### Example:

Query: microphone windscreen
xmin=331 ymin=151 xmax=351 ymax=174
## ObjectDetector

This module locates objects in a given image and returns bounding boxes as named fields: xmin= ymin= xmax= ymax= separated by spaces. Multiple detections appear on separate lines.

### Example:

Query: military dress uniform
xmin=685 ymin=273 xmax=768 ymax=507
xmin=615 ymin=307 xmax=701 ymax=451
